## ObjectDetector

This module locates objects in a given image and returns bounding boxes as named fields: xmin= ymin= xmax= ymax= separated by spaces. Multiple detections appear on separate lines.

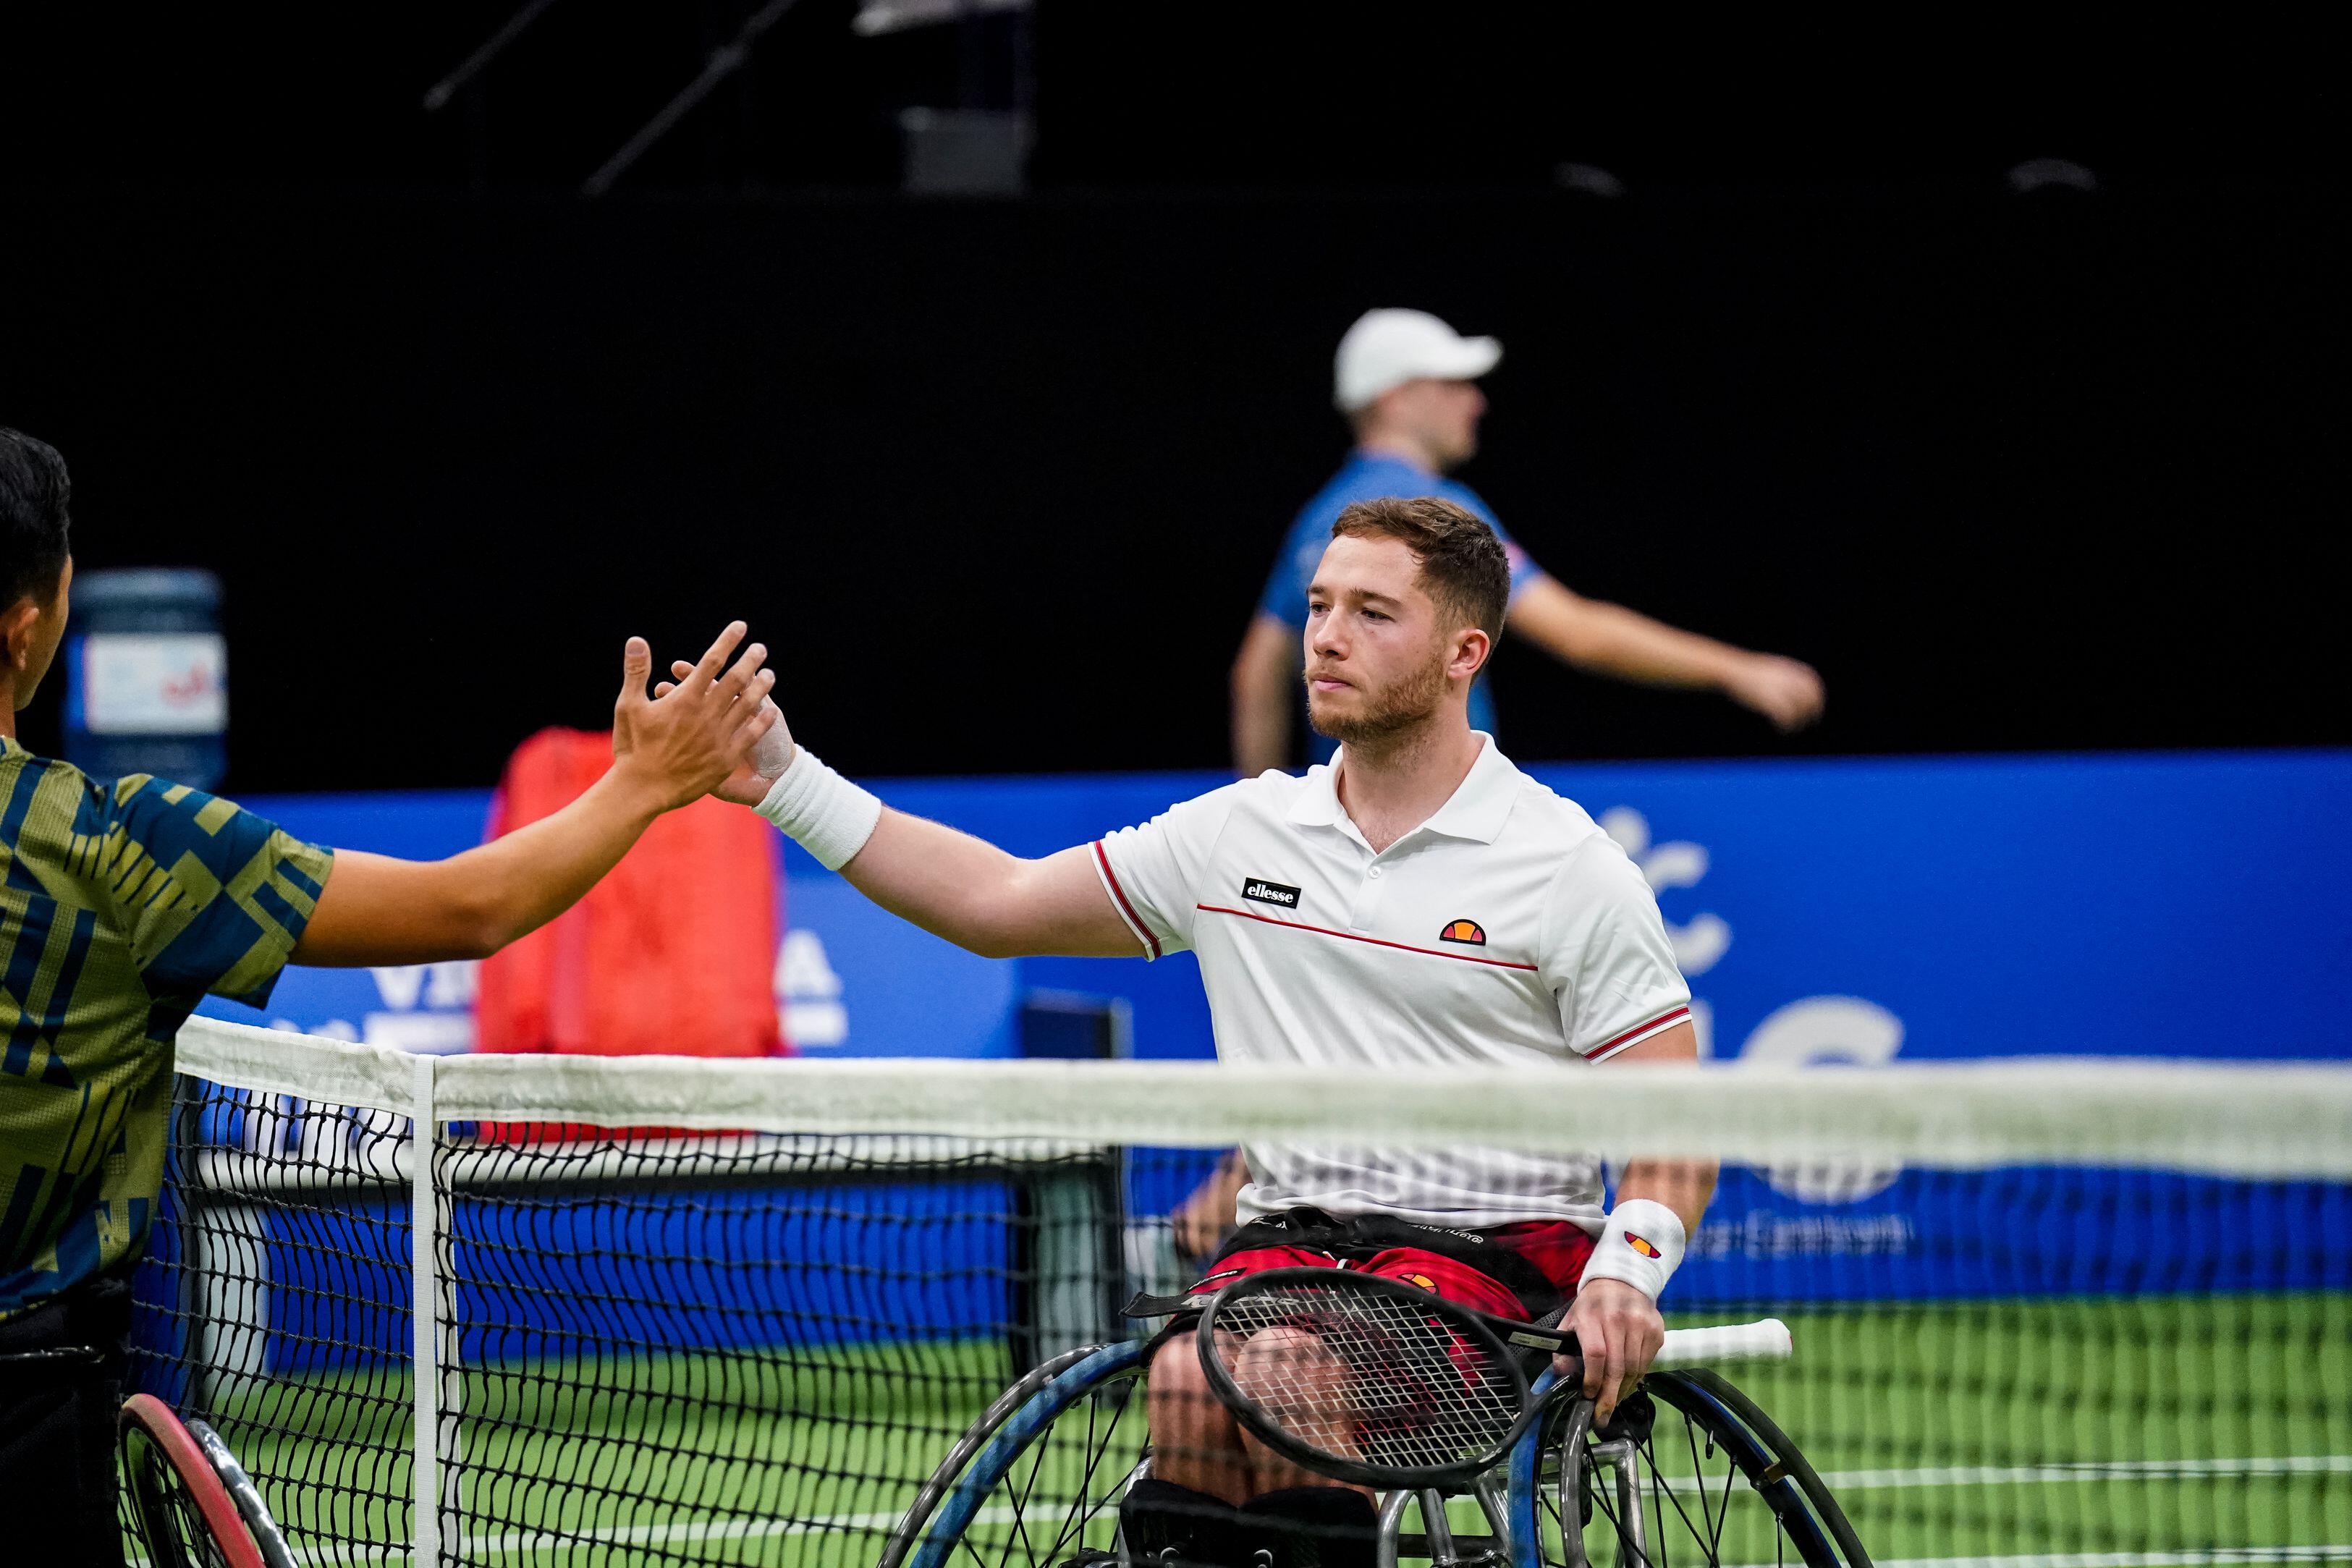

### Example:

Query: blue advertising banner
xmin=213 ymin=749 xmax=2352 ymax=1070
xmin=193 ymin=750 xmax=2349 ymax=1326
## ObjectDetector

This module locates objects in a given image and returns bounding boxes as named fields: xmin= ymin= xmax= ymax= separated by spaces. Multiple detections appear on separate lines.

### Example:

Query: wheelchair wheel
xmin=885 ymin=1339 xmax=1151 ymax=1568
xmin=1507 ymin=1367 xmax=1869 ymax=1568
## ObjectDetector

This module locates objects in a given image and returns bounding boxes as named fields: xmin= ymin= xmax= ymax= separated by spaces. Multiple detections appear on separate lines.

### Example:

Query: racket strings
xmin=1211 ymin=1281 xmax=1524 ymax=1472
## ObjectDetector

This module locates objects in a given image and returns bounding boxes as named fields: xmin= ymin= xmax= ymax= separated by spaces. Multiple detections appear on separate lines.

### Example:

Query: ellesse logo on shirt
xmin=1242 ymin=877 xmax=1302 ymax=910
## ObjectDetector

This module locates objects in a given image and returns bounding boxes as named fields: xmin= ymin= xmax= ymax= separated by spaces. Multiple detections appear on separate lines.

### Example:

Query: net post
xmin=410 ymin=1051 xmax=442 ymax=1567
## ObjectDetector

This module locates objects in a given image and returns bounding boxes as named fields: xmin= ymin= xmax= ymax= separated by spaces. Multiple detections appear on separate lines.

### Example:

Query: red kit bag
xmin=473 ymin=727 xmax=787 ymax=1065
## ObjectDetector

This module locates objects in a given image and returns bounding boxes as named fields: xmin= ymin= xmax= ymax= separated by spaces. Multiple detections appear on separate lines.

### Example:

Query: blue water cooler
xmin=62 ymin=569 xmax=229 ymax=788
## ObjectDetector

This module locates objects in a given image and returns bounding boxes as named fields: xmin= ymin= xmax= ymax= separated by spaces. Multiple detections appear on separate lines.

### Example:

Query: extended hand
xmin=659 ymin=657 xmax=796 ymax=806
xmin=1725 ymin=653 xmax=1825 ymax=732
xmin=1556 ymin=1277 xmax=1664 ymax=1425
xmin=612 ymin=624 xmax=777 ymax=812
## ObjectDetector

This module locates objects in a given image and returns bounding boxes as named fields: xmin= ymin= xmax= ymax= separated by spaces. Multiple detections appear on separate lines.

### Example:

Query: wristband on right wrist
xmin=753 ymin=747 xmax=882 ymax=871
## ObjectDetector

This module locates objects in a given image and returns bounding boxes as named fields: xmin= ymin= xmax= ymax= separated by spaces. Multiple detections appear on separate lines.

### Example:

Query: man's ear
xmin=0 ymin=598 xmax=41 ymax=676
xmin=1450 ymin=626 xmax=1492 ymax=682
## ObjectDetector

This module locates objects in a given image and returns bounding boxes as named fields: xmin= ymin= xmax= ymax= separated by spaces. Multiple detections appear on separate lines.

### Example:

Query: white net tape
xmin=176 ymin=1015 xmax=2352 ymax=1177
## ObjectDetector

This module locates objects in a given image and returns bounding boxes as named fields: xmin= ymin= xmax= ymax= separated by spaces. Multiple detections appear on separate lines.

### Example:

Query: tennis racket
xmin=119 ymin=1392 xmax=297 ymax=1568
xmin=1195 ymin=1266 xmax=1791 ymax=1490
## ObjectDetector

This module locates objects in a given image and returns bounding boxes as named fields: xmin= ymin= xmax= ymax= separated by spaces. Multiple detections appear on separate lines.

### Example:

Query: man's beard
xmin=1306 ymin=648 xmax=1450 ymax=747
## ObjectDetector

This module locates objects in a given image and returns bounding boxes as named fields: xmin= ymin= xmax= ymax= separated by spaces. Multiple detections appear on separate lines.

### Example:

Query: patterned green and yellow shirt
xmin=0 ymin=736 xmax=332 ymax=1318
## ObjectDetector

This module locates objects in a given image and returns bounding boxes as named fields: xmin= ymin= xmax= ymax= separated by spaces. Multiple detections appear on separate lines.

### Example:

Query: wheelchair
xmin=881 ymin=1327 xmax=1870 ymax=1568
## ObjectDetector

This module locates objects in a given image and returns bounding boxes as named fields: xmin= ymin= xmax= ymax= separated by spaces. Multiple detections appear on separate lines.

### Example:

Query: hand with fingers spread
xmin=1557 ymin=1277 xmax=1664 ymax=1427
xmin=292 ymin=622 xmax=781 ymax=969
xmin=612 ymin=622 xmax=779 ymax=812
xmin=655 ymin=655 xmax=795 ymax=807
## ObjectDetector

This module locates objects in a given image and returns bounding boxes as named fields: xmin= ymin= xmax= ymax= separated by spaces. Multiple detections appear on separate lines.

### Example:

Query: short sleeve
xmin=1541 ymin=834 xmax=1692 ymax=1062
xmin=97 ymin=775 xmax=334 ymax=1007
xmin=1091 ymin=781 xmax=1250 ymax=959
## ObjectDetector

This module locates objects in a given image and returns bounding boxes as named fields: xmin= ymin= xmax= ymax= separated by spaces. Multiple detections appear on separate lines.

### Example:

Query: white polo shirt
xmin=1091 ymin=734 xmax=1691 ymax=1232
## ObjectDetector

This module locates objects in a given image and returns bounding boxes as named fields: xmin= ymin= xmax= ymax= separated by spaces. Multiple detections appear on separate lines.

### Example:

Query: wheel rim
xmin=122 ymin=1423 xmax=226 ymax=1568
xmin=929 ymin=1365 xmax=1151 ymax=1568
xmin=1522 ymin=1375 xmax=1843 ymax=1568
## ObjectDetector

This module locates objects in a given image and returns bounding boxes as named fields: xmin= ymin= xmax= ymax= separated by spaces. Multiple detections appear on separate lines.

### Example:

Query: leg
xmin=1225 ymin=1324 xmax=1380 ymax=1568
xmin=1137 ymin=1326 xmax=1376 ymax=1567
xmin=1227 ymin=1323 xmax=1374 ymax=1499
xmin=1147 ymin=1332 xmax=1254 ymax=1504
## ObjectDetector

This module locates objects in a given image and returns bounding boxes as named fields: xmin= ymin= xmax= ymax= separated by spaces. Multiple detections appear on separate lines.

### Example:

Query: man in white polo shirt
xmin=698 ymin=494 xmax=1712 ymax=1568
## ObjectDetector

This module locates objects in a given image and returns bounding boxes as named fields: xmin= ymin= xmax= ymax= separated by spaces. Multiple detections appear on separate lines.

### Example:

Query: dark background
xmin=1 ymin=7 xmax=2338 ymax=792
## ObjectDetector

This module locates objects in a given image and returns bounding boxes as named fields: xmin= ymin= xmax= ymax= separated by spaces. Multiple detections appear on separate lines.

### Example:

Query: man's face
xmin=1382 ymin=377 xmax=1486 ymax=469
xmin=1303 ymin=534 xmax=1479 ymax=745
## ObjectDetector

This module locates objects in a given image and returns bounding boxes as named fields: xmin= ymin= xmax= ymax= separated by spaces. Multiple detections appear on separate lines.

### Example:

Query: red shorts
xmin=1188 ymin=1220 xmax=1595 ymax=1322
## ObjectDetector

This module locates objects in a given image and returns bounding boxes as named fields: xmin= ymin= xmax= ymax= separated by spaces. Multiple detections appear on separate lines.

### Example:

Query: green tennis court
xmin=183 ymin=1292 xmax=2351 ymax=1566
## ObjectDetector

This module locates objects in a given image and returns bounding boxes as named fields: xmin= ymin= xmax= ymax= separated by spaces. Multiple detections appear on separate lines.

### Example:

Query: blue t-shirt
xmin=1259 ymin=452 xmax=1541 ymax=762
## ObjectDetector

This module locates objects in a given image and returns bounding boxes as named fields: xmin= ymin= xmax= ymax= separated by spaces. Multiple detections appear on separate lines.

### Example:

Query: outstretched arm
xmin=292 ymin=627 xmax=774 ymax=966
xmin=670 ymin=666 xmax=1138 ymax=960
xmin=839 ymin=814 xmax=1139 ymax=959
xmin=1507 ymin=574 xmax=1824 ymax=732
xmin=1230 ymin=611 xmax=1299 ymax=776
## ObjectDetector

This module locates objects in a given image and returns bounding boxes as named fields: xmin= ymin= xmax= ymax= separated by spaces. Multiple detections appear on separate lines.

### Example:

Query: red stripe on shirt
xmin=1193 ymin=903 xmax=1541 ymax=971
xmin=1091 ymin=840 xmax=1160 ymax=959
xmin=1581 ymin=1005 xmax=1693 ymax=1059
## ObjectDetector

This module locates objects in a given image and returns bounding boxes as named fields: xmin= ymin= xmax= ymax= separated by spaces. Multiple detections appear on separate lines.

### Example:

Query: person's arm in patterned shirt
xmin=291 ymin=626 xmax=774 ymax=966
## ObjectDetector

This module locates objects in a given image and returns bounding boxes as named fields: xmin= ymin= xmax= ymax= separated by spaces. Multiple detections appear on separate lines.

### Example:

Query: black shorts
xmin=0 ymin=1274 xmax=134 ymax=1568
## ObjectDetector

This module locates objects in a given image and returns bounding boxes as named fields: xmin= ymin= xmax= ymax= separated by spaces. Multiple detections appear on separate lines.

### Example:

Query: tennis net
xmin=129 ymin=1017 xmax=2351 ymax=1567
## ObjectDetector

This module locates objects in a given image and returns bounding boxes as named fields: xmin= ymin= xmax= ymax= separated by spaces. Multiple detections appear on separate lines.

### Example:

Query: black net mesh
xmin=124 ymin=1052 xmax=2352 ymax=1567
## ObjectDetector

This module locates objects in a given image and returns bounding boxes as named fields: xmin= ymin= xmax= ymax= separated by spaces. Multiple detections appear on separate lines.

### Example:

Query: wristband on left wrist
xmin=1579 ymin=1198 xmax=1686 ymax=1303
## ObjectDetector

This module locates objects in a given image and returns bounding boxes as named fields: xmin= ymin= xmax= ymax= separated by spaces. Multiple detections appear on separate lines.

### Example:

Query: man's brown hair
xmin=1329 ymin=495 xmax=1510 ymax=644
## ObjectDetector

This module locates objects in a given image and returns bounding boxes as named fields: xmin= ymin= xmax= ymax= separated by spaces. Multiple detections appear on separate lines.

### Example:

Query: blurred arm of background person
xmin=1230 ymin=614 xmax=1300 ymax=777
xmin=1505 ymin=574 xmax=1824 ymax=732
xmin=1231 ymin=570 xmax=1823 ymax=774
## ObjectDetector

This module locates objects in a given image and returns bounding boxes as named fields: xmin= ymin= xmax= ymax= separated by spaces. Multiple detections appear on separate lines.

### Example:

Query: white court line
xmin=264 ymin=1458 xmax=2352 ymax=1563
xmin=455 ymin=1502 xmax=1019 ymax=1559
xmin=1816 ymin=1455 xmax=2352 ymax=1490
xmin=1796 ymin=1552 xmax=2352 ymax=1567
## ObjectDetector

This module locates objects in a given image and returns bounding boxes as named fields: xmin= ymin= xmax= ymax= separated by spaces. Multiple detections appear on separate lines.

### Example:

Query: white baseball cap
xmin=1332 ymin=308 xmax=1502 ymax=412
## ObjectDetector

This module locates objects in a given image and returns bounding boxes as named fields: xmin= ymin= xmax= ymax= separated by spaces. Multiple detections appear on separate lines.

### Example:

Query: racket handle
xmin=1653 ymin=1318 xmax=1793 ymax=1368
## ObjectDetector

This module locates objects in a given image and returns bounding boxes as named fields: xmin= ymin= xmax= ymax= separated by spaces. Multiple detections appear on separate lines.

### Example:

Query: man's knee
xmin=1150 ymin=1334 xmax=1208 ymax=1393
xmin=1148 ymin=1334 xmax=1227 ymax=1442
xmin=1230 ymin=1323 xmax=1345 ymax=1400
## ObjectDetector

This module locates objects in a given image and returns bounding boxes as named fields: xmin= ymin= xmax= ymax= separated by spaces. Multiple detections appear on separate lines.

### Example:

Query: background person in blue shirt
xmin=1229 ymin=308 xmax=1827 ymax=774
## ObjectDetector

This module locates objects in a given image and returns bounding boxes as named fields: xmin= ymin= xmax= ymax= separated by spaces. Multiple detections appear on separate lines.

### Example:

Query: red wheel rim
xmin=118 ymin=1392 xmax=267 ymax=1568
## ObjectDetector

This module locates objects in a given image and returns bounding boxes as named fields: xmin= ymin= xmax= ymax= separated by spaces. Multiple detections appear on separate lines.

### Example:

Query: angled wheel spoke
xmin=1008 ymin=1426 xmax=1058 ymax=1565
xmin=1068 ymin=1387 xmax=1138 ymax=1543
xmin=1638 ymin=1431 xmax=1713 ymax=1559
xmin=1681 ymin=1410 xmax=1724 ymax=1552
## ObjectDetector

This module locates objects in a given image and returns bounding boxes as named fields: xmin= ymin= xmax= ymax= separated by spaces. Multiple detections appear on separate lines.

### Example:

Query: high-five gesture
xmin=657 ymin=655 xmax=795 ymax=807
xmin=295 ymin=622 xmax=777 ymax=967
xmin=615 ymin=623 xmax=779 ymax=811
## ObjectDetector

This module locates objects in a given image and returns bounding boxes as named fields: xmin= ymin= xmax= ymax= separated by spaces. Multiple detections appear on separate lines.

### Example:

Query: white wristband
xmin=753 ymin=748 xmax=882 ymax=871
xmin=1579 ymin=1198 xmax=1686 ymax=1302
